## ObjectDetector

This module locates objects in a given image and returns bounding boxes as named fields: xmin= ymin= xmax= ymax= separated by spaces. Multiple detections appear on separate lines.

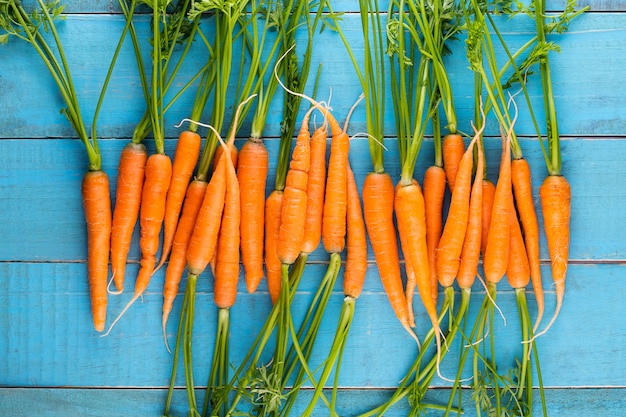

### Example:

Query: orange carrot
xmin=483 ymin=135 xmax=512 ymax=284
xmin=301 ymin=124 xmax=328 ymax=254
xmin=442 ymin=133 xmax=465 ymax=192
xmin=436 ymin=136 xmax=479 ymax=288
xmin=423 ymin=165 xmax=446 ymax=304
xmin=481 ymin=179 xmax=496 ymax=257
xmin=102 ymin=153 xmax=172 ymax=335
xmin=110 ymin=142 xmax=148 ymax=292
xmin=265 ymin=190 xmax=283 ymax=304
xmin=187 ymin=158 xmax=226 ymax=275
xmin=322 ymin=115 xmax=350 ymax=254
xmin=536 ymin=174 xmax=571 ymax=335
xmin=277 ymin=113 xmax=312 ymax=265
xmin=185 ymin=98 xmax=251 ymax=278
xmin=511 ymin=158 xmax=544 ymax=327
xmin=82 ymin=170 xmax=112 ymax=332
xmin=344 ymin=163 xmax=367 ymax=299
xmin=214 ymin=147 xmax=241 ymax=309
xmin=238 ymin=138 xmax=269 ymax=293
xmin=395 ymin=179 xmax=429 ymax=328
xmin=456 ymin=137 xmax=484 ymax=290
xmin=135 ymin=153 xmax=173 ymax=294
xmin=506 ymin=199 xmax=531 ymax=289
xmin=186 ymin=156 xmax=228 ymax=276
xmin=155 ymin=130 xmax=202 ymax=273
xmin=363 ymin=172 xmax=411 ymax=332
xmin=213 ymin=142 xmax=239 ymax=171
xmin=161 ymin=179 xmax=207 ymax=335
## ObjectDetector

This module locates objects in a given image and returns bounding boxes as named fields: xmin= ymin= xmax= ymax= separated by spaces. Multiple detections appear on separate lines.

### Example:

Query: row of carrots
xmin=2 ymin=0 xmax=583 ymax=415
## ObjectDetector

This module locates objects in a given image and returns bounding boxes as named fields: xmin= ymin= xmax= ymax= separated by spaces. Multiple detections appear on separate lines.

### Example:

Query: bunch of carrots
xmin=2 ymin=0 xmax=587 ymax=415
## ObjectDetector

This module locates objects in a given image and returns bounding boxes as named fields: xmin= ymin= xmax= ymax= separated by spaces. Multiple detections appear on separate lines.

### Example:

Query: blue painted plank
xmin=0 ymin=14 xmax=625 ymax=139
xmin=0 ymin=137 xmax=624 ymax=262
xmin=1 ymin=387 xmax=625 ymax=417
xmin=1 ymin=262 xmax=625 ymax=388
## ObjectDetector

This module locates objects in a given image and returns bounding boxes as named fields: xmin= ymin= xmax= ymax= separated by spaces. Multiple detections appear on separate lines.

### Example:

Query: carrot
xmin=213 ymin=141 xmax=239 ymax=171
xmin=185 ymin=168 xmax=226 ymax=278
xmin=344 ymin=163 xmax=367 ymax=299
xmin=442 ymin=133 xmax=465 ymax=192
xmin=176 ymin=125 xmax=231 ymax=415
xmin=436 ymin=135 xmax=479 ymax=288
xmin=102 ymin=152 xmax=172 ymax=335
xmin=507 ymin=198 xmax=534 ymax=401
xmin=483 ymin=134 xmax=512 ymax=284
xmin=135 ymin=153 xmax=172 ymax=292
xmin=82 ymin=170 xmax=112 ymax=332
xmin=322 ymin=115 xmax=350 ymax=254
xmin=457 ymin=135 xmax=485 ymax=290
xmin=277 ymin=109 xmax=312 ymax=265
xmin=265 ymin=190 xmax=283 ymax=304
xmin=299 ymin=163 xmax=365 ymax=417
xmin=363 ymin=172 xmax=412 ymax=334
xmin=214 ymin=145 xmax=241 ymax=310
xmin=423 ymin=165 xmax=446 ymax=304
xmin=238 ymin=138 xmax=269 ymax=293
xmin=506 ymin=199 xmax=531 ymax=289
xmin=271 ymin=74 xmax=349 ymax=255
xmin=155 ymin=130 xmax=202 ymax=273
xmin=395 ymin=179 xmax=433 ymax=330
xmin=511 ymin=158 xmax=544 ymax=328
xmin=300 ymin=124 xmax=328 ymax=255
xmin=161 ymin=179 xmax=207 ymax=338
xmin=481 ymin=179 xmax=496 ymax=257
xmin=110 ymin=142 xmax=148 ymax=292
xmin=186 ymin=149 xmax=229 ymax=276
xmin=536 ymin=174 xmax=570 ymax=335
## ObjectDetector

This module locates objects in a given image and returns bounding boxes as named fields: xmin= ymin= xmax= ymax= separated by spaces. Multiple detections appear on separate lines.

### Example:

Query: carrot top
xmin=191 ymin=0 xmax=250 ymax=181
xmin=326 ymin=0 xmax=386 ymax=173
xmin=0 ymin=0 xmax=113 ymax=170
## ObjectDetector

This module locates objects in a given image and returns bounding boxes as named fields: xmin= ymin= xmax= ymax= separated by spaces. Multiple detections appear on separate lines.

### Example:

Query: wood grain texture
xmin=0 ymin=3 xmax=625 ymax=416
xmin=1 ymin=14 xmax=626 ymax=139
xmin=1 ymin=262 xmax=624 ymax=388
xmin=1 ymin=137 xmax=624 ymax=262
xmin=0 ymin=387 xmax=624 ymax=417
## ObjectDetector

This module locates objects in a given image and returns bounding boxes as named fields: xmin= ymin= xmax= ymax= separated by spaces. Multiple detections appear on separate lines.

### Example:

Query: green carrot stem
xmin=358 ymin=288 xmax=457 ymax=417
xmin=215 ymin=255 xmax=307 ymax=415
xmin=202 ymin=308 xmax=231 ymax=417
xmin=164 ymin=275 xmax=191 ymax=416
xmin=278 ymin=253 xmax=341 ymax=417
xmin=301 ymin=296 xmax=355 ymax=417
xmin=5 ymin=1 xmax=100 ymax=169
xmin=515 ymin=288 xmax=530 ymax=401
xmin=184 ymin=273 xmax=200 ymax=415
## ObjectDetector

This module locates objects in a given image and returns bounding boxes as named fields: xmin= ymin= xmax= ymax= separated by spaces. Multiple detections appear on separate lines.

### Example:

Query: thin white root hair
xmin=349 ymin=132 xmax=389 ymax=151
xmin=162 ymin=318 xmax=172 ymax=354
xmin=465 ymin=329 xmax=490 ymax=347
xmin=403 ymin=323 xmax=421 ymax=350
xmin=106 ymin=273 xmax=123 ymax=295
xmin=476 ymin=273 xmax=507 ymax=326
xmin=227 ymin=94 xmax=258 ymax=144
xmin=100 ymin=293 xmax=141 ymax=337
xmin=274 ymin=44 xmax=332 ymax=118
xmin=343 ymin=93 xmax=365 ymax=133
xmin=524 ymin=297 xmax=563 ymax=344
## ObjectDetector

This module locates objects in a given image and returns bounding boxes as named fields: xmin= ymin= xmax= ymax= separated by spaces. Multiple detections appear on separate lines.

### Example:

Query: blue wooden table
xmin=1 ymin=0 xmax=625 ymax=416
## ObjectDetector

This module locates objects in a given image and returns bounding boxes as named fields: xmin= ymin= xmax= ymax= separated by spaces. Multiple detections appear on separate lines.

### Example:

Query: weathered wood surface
xmin=1 ymin=388 xmax=625 ymax=417
xmin=2 ymin=14 xmax=626 ymax=139
xmin=1 ymin=2 xmax=625 ymax=416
